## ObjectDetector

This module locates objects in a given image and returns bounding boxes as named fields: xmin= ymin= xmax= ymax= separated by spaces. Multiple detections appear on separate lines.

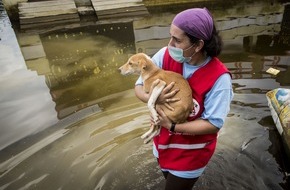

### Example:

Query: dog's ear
xmin=140 ymin=59 xmax=147 ymax=71
xmin=142 ymin=63 xmax=147 ymax=70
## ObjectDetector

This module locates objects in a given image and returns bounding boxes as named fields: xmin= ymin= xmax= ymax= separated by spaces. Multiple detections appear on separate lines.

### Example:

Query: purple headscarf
xmin=172 ymin=8 xmax=214 ymax=41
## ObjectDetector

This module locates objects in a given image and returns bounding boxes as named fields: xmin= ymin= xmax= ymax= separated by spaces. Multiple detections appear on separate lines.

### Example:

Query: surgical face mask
xmin=168 ymin=44 xmax=196 ymax=63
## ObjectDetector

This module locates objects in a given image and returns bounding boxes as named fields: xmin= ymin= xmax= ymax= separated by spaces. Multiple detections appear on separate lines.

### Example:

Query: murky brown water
xmin=1 ymin=1 xmax=290 ymax=190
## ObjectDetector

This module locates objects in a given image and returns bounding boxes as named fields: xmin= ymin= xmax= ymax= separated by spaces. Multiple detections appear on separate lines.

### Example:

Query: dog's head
xmin=119 ymin=53 xmax=152 ymax=76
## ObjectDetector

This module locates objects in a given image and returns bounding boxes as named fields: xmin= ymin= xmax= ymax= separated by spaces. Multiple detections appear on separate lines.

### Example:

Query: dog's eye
xmin=129 ymin=62 xmax=132 ymax=65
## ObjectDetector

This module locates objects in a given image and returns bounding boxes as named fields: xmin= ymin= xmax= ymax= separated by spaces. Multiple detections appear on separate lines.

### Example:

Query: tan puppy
xmin=119 ymin=53 xmax=193 ymax=143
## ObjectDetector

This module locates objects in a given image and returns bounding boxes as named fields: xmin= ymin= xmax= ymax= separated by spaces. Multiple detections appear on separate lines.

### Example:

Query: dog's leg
xmin=141 ymin=123 xmax=154 ymax=140
xmin=147 ymin=80 xmax=166 ymax=124
xmin=143 ymin=125 xmax=161 ymax=144
xmin=141 ymin=80 xmax=165 ymax=144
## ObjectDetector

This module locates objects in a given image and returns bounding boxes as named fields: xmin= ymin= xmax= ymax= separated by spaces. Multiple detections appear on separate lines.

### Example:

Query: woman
xmin=135 ymin=8 xmax=233 ymax=190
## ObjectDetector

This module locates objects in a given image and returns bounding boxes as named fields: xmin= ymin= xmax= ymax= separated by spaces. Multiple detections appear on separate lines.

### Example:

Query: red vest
xmin=154 ymin=48 xmax=230 ymax=171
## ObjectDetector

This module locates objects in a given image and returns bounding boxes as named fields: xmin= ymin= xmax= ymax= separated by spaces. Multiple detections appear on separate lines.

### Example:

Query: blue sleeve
xmin=201 ymin=73 xmax=233 ymax=128
xmin=135 ymin=47 xmax=167 ymax=86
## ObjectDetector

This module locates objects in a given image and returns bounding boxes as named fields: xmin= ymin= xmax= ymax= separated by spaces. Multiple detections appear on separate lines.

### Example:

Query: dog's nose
xmin=118 ymin=66 xmax=123 ymax=72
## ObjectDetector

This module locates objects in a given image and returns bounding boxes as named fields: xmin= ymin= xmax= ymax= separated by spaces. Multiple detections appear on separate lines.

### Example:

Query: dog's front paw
xmin=141 ymin=134 xmax=151 ymax=144
xmin=141 ymin=133 xmax=147 ymax=139
xmin=153 ymin=116 xmax=160 ymax=125
xmin=143 ymin=138 xmax=151 ymax=144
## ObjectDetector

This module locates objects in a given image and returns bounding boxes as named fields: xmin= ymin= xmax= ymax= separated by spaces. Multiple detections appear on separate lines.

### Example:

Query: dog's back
xmin=143 ymin=65 xmax=193 ymax=124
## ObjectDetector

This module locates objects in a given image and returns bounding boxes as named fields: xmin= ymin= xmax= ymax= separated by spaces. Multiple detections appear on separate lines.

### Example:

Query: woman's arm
xmin=156 ymin=107 xmax=219 ymax=135
xmin=135 ymin=84 xmax=150 ymax=103
xmin=155 ymin=73 xmax=233 ymax=135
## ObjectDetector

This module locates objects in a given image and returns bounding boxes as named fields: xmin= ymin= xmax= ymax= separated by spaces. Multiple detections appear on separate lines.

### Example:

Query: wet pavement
xmin=1 ymin=1 xmax=290 ymax=190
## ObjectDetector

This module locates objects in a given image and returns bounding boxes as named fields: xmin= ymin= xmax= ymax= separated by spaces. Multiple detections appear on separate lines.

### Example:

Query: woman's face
xmin=168 ymin=24 xmax=195 ymax=57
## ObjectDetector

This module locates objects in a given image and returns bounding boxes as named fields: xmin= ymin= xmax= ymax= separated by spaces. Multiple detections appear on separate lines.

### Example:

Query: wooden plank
xmin=18 ymin=0 xmax=74 ymax=8
xmin=91 ymin=0 xmax=144 ymax=10
xmin=97 ymin=9 xmax=148 ymax=17
xmin=91 ymin=0 xmax=142 ymax=3
xmin=19 ymin=4 xmax=76 ymax=14
xmin=97 ymin=10 xmax=149 ymax=17
xmin=94 ymin=3 xmax=143 ymax=11
xmin=20 ymin=18 xmax=80 ymax=29
xmin=92 ymin=0 xmax=142 ymax=2
xmin=97 ymin=7 xmax=149 ymax=19
xmin=91 ymin=0 xmax=148 ymax=20
xmin=18 ymin=0 xmax=78 ymax=19
xmin=97 ymin=6 xmax=148 ymax=16
xmin=20 ymin=14 xmax=79 ymax=24
xmin=92 ymin=0 xmax=142 ymax=6
xmin=94 ymin=4 xmax=143 ymax=10
xmin=18 ymin=0 xmax=80 ymax=30
xmin=19 ymin=10 xmax=77 ymax=19
xmin=20 ymin=9 xmax=77 ymax=19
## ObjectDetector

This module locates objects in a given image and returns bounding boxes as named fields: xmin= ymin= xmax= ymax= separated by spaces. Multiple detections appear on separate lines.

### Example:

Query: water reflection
xmin=0 ymin=1 xmax=290 ymax=190
xmin=37 ymin=23 xmax=137 ymax=119
xmin=0 ymin=8 xmax=57 ymax=150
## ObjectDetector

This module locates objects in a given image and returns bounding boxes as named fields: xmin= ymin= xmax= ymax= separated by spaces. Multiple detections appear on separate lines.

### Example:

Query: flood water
xmin=1 ymin=1 xmax=290 ymax=190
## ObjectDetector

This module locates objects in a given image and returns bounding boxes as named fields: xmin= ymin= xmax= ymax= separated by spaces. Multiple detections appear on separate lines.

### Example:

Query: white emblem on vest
xmin=189 ymin=98 xmax=200 ymax=117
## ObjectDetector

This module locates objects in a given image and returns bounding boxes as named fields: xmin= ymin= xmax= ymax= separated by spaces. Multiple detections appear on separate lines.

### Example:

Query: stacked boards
xmin=18 ymin=0 xmax=80 ymax=30
xmin=91 ymin=0 xmax=149 ymax=20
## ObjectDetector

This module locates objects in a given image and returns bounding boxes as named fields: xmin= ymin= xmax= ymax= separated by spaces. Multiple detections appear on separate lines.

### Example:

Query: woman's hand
xmin=149 ymin=80 xmax=180 ymax=104
xmin=155 ymin=107 xmax=172 ymax=129
xmin=158 ymin=82 xmax=180 ymax=104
